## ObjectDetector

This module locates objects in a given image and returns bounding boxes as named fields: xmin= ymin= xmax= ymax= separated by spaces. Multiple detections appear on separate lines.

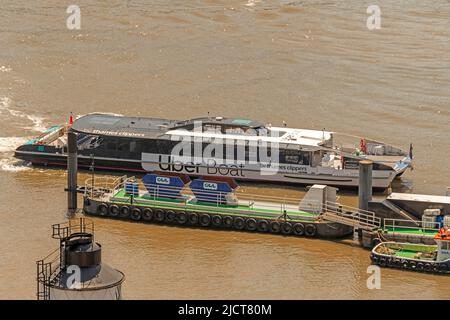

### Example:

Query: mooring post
xmin=358 ymin=159 xmax=373 ymax=212
xmin=67 ymin=131 xmax=78 ymax=216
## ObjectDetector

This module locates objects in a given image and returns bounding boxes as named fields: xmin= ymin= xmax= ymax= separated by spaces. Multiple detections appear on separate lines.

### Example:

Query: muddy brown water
xmin=0 ymin=1 xmax=449 ymax=299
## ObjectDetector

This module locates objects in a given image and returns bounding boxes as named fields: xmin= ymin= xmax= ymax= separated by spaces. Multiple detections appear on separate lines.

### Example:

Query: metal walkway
xmin=320 ymin=201 xmax=381 ymax=231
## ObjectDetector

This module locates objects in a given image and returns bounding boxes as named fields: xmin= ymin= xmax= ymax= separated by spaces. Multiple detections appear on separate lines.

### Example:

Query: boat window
xmin=280 ymin=149 xmax=311 ymax=165
xmin=106 ymin=140 xmax=117 ymax=151
xmin=203 ymin=124 xmax=222 ymax=134
xmin=117 ymin=139 xmax=130 ymax=152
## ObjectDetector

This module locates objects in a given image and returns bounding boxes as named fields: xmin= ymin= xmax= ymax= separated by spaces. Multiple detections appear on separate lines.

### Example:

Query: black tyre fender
xmin=98 ymin=203 xmax=109 ymax=216
xmin=109 ymin=204 xmax=120 ymax=217
xmin=131 ymin=207 xmax=142 ymax=221
xmin=257 ymin=220 xmax=269 ymax=232
xmin=84 ymin=198 xmax=91 ymax=207
xmin=379 ymin=256 xmax=387 ymax=267
xmin=292 ymin=223 xmax=304 ymax=236
xmin=120 ymin=206 xmax=130 ymax=218
xmin=154 ymin=209 xmax=166 ymax=222
xmin=270 ymin=221 xmax=281 ymax=233
xmin=424 ymin=263 xmax=432 ymax=272
xmin=439 ymin=263 xmax=448 ymax=273
xmin=177 ymin=211 xmax=188 ymax=225
xmin=142 ymin=208 xmax=154 ymax=221
xmin=246 ymin=218 xmax=257 ymax=231
xmin=211 ymin=215 xmax=222 ymax=227
xmin=417 ymin=262 xmax=424 ymax=271
xmin=281 ymin=222 xmax=293 ymax=235
xmin=223 ymin=216 xmax=233 ymax=228
xmin=409 ymin=261 xmax=417 ymax=270
xmin=305 ymin=224 xmax=317 ymax=237
xmin=233 ymin=217 xmax=245 ymax=230
xmin=166 ymin=210 xmax=176 ymax=223
xmin=200 ymin=214 xmax=211 ymax=227
xmin=371 ymin=254 xmax=379 ymax=263
xmin=188 ymin=212 xmax=199 ymax=225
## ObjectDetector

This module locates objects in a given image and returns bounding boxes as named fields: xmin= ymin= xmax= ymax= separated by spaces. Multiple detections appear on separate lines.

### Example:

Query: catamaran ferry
xmin=14 ymin=113 xmax=413 ymax=189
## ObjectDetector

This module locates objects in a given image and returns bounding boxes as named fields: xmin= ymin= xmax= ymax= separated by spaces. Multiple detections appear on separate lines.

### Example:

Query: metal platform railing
xmin=320 ymin=201 xmax=381 ymax=230
xmin=383 ymin=218 xmax=441 ymax=234
xmin=37 ymin=218 xmax=94 ymax=300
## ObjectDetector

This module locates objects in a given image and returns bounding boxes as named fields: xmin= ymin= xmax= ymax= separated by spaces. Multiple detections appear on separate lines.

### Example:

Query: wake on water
xmin=0 ymin=96 xmax=47 ymax=172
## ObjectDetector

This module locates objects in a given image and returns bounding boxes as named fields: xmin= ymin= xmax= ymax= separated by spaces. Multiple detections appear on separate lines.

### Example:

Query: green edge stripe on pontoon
xmin=109 ymin=190 xmax=318 ymax=222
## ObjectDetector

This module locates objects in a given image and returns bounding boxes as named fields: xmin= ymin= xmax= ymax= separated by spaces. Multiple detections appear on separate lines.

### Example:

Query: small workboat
xmin=370 ymin=227 xmax=450 ymax=274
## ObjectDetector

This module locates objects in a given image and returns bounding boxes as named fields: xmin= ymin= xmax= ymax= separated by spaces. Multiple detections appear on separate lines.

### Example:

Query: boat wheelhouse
xmin=14 ymin=113 xmax=413 ymax=189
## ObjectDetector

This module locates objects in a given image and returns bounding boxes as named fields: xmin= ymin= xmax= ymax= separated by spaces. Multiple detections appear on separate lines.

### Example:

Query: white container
xmin=423 ymin=208 xmax=441 ymax=216
xmin=422 ymin=215 xmax=436 ymax=229
xmin=444 ymin=215 xmax=450 ymax=228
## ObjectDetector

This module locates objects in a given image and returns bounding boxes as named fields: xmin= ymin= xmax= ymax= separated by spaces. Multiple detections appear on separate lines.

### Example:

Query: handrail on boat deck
xmin=383 ymin=218 xmax=440 ymax=234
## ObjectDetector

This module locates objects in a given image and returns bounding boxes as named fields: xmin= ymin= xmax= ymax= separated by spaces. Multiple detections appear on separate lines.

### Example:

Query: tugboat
xmin=370 ymin=227 xmax=450 ymax=274
xmin=14 ymin=113 xmax=413 ymax=189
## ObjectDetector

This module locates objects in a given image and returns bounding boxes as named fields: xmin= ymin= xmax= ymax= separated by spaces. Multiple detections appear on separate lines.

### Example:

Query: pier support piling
xmin=359 ymin=160 xmax=373 ymax=212
xmin=67 ymin=131 xmax=78 ymax=216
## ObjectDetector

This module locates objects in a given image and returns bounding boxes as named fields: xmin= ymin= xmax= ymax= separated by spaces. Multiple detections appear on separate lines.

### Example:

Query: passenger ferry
xmin=14 ymin=113 xmax=413 ymax=189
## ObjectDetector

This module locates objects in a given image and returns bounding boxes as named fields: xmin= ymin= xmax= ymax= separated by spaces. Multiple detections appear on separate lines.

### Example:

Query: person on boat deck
xmin=436 ymin=213 xmax=445 ymax=229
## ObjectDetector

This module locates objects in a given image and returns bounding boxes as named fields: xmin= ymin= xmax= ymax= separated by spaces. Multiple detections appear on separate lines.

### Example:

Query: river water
xmin=0 ymin=0 xmax=449 ymax=299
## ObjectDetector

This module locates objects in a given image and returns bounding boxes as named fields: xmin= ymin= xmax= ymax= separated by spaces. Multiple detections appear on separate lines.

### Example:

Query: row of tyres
xmin=127 ymin=173 xmax=238 ymax=205
xmin=95 ymin=200 xmax=318 ymax=237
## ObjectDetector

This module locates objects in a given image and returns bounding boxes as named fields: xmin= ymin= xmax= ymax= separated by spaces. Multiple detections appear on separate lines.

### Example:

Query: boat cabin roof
xmin=71 ymin=113 xmax=267 ymax=139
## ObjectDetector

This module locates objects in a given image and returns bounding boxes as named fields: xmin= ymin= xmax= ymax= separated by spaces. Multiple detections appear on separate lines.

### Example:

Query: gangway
xmin=320 ymin=201 xmax=381 ymax=231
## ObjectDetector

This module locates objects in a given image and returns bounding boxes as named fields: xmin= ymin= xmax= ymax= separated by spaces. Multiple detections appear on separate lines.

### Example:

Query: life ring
xmin=142 ymin=208 xmax=154 ymax=221
xmin=281 ymin=222 xmax=293 ymax=235
xmin=233 ymin=217 xmax=245 ymax=230
xmin=200 ymin=214 xmax=211 ymax=227
xmin=270 ymin=221 xmax=281 ymax=233
xmin=292 ymin=223 xmax=304 ymax=236
xmin=154 ymin=209 xmax=166 ymax=222
xmin=120 ymin=206 xmax=130 ymax=218
xmin=109 ymin=204 xmax=120 ymax=217
xmin=257 ymin=220 xmax=269 ymax=232
xmin=131 ymin=208 xmax=142 ymax=221
xmin=188 ymin=212 xmax=199 ymax=225
xmin=98 ymin=203 xmax=109 ymax=216
xmin=211 ymin=215 xmax=222 ymax=227
xmin=177 ymin=212 xmax=188 ymax=225
xmin=223 ymin=216 xmax=233 ymax=228
xmin=304 ymin=224 xmax=317 ymax=237
xmin=246 ymin=218 xmax=257 ymax=231
xmin=166 ymin=210 xmax=176 ymax=223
